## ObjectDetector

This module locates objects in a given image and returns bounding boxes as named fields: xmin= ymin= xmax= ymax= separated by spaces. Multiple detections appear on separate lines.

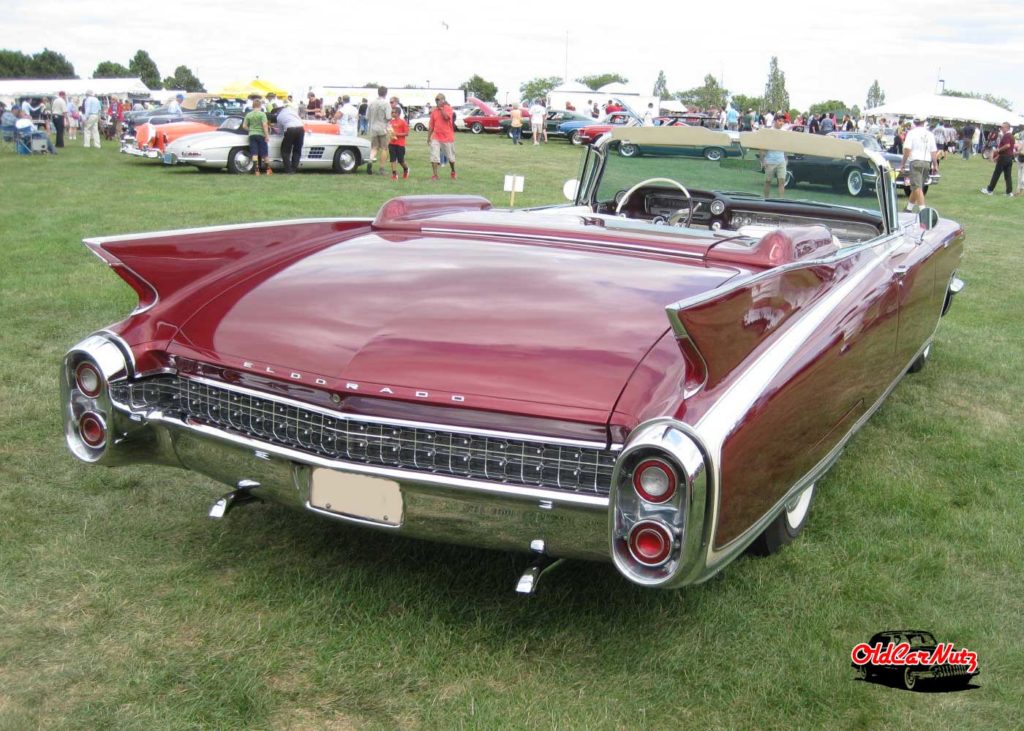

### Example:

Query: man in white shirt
xmin=643 ymin=103 xmax=655 ymax=127
xmin=529 ymin=99 xmax=546 ymax=145
xmin=51 ymin=91 xmax=68 ymax=147
xmin=900 ymin=117 xmax=938 ymax=211
xmin=167 ymin=93 xmax=185 ymax=116
xmin=82 ymin=90 xmax=102 ymax=148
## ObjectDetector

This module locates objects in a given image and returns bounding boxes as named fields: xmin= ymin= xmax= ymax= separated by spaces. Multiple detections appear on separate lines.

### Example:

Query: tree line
xmin=0 ymin=48 xmax=205 ymax=92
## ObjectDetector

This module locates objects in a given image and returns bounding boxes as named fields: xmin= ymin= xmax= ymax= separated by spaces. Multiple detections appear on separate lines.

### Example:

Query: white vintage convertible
xmin=162 ymin=117 xmax=370 ymax=174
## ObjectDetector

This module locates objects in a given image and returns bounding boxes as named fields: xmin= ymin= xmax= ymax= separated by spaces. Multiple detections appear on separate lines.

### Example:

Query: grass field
xmin=1 ymin=133 xmax=1022 ymax=730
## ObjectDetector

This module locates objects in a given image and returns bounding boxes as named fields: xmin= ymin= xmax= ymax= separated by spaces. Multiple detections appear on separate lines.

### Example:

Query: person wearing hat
xmin=900 ymin=116 xmax=937 ymax=211
xmin=51 ymin=91 xmax=68 ymax=147
xmin=167 ymin=93 xmax=185 ymax=117
xmin=980 ymin=122 xmax=1016 ymax=197
xmin=276 ymin=100 xmax=305 ymax=174
xmin=82 ymin=89 xmax=102 ymax=148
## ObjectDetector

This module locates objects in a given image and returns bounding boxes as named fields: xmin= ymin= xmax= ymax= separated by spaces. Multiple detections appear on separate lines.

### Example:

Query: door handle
xmin=893 ymin=264 xmax=910 ymax=281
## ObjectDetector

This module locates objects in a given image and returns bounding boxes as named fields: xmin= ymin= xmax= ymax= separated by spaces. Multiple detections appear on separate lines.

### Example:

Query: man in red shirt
xmin=980 ymin=122 xmax=1016 ymax=196
xmin=428 ymin=93 xmax=457 ymax=180
xmin=388 ymin=106 xmax=409 ymax=180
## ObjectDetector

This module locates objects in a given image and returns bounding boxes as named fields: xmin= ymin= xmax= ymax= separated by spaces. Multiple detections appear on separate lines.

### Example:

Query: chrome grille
xmin=307 ymin=146 xmax=325 ymax=160
xmin=112 ymin=376 xmax=617 ymax=495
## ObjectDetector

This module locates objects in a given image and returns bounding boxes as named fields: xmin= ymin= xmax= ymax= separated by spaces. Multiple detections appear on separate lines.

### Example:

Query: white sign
xmin=503 ymin=175 xmax=525 ymax=193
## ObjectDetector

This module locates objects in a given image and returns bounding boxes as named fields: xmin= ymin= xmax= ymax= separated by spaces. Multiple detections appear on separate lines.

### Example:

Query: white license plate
xmin=309 ymin=469 xmax=403 ymax=526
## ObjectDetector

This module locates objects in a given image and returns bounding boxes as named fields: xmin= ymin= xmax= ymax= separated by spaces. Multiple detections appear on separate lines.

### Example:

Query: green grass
xmin=1 ymin=136 xmax=1022 ymax=730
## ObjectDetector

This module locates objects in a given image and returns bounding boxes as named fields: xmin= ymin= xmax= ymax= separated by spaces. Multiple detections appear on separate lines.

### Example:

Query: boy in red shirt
xmin=388 ymin=107 xmax=409 ymax=180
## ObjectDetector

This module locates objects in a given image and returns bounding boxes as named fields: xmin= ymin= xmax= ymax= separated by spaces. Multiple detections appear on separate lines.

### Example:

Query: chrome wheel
xmin=227 ymin=147 xmax=253 ymax=174
xmin=704 ymin=147 xmax=724 ymax=161
xmin=619 ymin=143 xmax=639 ymax=158
xmin=846 ymin=169 xmax=864 ymax=196
xmin=903 ymin=667 xmax=917 ymax=691
xmin=333 ymin=147 xmax=358 ymax=173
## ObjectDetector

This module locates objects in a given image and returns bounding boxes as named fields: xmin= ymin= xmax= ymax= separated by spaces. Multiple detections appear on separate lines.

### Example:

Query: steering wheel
xmin=614 ymin=177 xmax=693 ymax=228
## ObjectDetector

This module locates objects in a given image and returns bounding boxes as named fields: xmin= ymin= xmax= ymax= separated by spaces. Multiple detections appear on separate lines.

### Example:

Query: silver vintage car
xmin=162 ymin=117 xmax=370 ymax=174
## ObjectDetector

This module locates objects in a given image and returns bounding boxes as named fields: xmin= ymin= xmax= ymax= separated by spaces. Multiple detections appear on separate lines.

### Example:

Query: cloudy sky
xmin=3 ymin=0 xmax=1022 ymax=111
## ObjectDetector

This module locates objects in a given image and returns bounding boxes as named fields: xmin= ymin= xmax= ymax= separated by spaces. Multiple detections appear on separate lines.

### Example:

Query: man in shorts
xmin=761 ymin=115 xmax=788 ymax=198
xmin=900 ymin=117 xmax=937 ymax=210
xmin=366 ymin=86 xmax=390 ymax=175
xmin=388 ymin=106 xmax=409 ymax=180
xmin=428 ymin=93 xmax=457 ymax=181
xmin=242 ymin=98 xmax=271 ymax=175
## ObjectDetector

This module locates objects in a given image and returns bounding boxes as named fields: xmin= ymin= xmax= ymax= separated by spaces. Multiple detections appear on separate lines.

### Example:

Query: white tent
xmin=0 ymin=77 xmax=152 ymax=101
xmin=864 ymin=92 xmax=1021 ymax=125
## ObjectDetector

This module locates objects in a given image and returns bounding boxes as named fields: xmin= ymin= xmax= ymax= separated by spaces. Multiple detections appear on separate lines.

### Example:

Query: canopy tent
xmin=0 ymin=77 xmax=151 ymax=100
xmin=864 ymin=92 xmax=1022 ymax=125
xmin=214 ymin=78 xmax=289 ymax=99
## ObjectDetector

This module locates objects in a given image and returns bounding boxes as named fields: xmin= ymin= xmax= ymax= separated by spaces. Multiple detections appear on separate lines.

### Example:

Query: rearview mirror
xmin=918 ymin=207 xmax=939 ymax=231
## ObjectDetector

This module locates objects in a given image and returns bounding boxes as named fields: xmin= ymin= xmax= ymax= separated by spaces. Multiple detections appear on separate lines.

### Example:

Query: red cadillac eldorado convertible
xmin=62 ymin=126 xmax=963 ymax=592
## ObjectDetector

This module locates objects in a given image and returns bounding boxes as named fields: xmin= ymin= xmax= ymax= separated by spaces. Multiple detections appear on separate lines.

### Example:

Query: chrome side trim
xmin=692 ymin=244 xmax=889 ymax=557
xmin=692 ymin=339 xmax=934 ymax=582
xmin=151 ymin=375 xmax=614 ymax=450
xmin=82 ymin=217 xmax=370 ymax=245
xmin=144 ymin=412 xmax=609 ymax=509
xmin=420 ymin=227 xmax=706 ymax=261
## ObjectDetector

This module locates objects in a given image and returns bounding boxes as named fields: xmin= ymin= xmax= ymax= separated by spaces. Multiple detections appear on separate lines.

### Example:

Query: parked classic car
xmin=63 ymin=126 xmax=963 ymax=593
xmin=124 ymin=118 xmax=342 ymax=159
xmin=498 ymin=109 xmax=593 ymax=140
xmin=852 ymin=630 xmax=979 ymax=690
xmin=560 ymin=111 xmax=638 ymax=145
xmin=161 ymin=117 xmax=369 ymax=173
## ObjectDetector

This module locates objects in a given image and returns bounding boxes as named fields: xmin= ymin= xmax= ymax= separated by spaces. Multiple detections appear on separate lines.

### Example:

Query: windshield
xmin=578 ymin=127 xmax=887 ymax=246
xmin=596 ymin=140 xmax=882 ymax=212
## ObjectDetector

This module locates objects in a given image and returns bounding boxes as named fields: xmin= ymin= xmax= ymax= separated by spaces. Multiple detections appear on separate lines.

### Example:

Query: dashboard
xmin=603 ymin=186 xmax=883 ymax=244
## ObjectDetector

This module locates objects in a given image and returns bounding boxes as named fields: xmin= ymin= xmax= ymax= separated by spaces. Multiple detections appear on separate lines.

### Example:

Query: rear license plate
xmin=309 ymin=469 xmax=403 ymax=526
xmin=162 ymin=152 xmax=174 ymax=165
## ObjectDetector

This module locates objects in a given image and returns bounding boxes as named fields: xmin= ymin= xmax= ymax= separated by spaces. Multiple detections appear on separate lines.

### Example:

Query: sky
xmin=3 ymin=0 xmax=1022 ymax=112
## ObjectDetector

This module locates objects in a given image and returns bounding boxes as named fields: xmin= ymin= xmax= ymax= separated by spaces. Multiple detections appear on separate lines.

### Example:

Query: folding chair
xmin=0 ymin=124 xmax=18 ymax=153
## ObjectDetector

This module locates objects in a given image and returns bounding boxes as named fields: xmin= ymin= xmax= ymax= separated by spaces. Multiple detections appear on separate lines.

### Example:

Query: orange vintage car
xmin=123 ymin=118 xmax=341 ymax=159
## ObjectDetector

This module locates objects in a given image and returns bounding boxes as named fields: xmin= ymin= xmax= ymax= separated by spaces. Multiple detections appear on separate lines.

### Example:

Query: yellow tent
xmin=214 ymin=78 xmax=289 ymax=99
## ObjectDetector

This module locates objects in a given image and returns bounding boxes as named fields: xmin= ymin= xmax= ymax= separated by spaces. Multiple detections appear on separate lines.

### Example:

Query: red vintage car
xmin=62 ymin=126 xmax=963 ymax=592
xmin=459 ymin=107 xmax=511 ymax=134
xmin=576 ymin=114 xmax=686 ymax=146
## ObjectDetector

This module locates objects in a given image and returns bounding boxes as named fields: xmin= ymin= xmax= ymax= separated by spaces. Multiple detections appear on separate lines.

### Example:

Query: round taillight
xmin=79 ymin=412 xmax=106 ymax=447
xmin=75 ymin=362 xmax=103 ymax=397
xmin=632 ymin=458 xmax=677 ymax=503
xmin=628 ymin=521 xmax=673 ymax=567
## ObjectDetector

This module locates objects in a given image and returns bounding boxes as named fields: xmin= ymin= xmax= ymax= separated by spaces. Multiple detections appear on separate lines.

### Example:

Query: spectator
xmin=389 ymin=96 xmax=404 ymax=119
xmin=819 ymin=113 xmax=835 ymax=134
xmin=0 ymin=103 xmax=14 ymax=128
xmin=82 ymin=90 xmax=102 ymax=148
xmin=428 ymin=92 xmax=457 ymax=181
xmin=334 ymin=95 xmax=358 ymax=138
xmin=306 ymin=91 xmax=323 ymax=119
xmin=51 ymin=91 xmax=67 ymax=147
xmin=242 ymin=98 xmax=271 ymax=175
xmin=591 ymin=101 xmax=600 ymax=119
xmin=366 ymin=86 xmax=390 ymax=175
xmin=276 ymin=102 xmax=305 ymax=174
xmin=980 ymin=122 xmax=1015 ymax=196
xmin=761 ymin=115 xmax=788 ymax=198
xmin=167 ymin=93 xmax=185 ymax=116
xmin=565 ymin=100 xmax=575 ymax=111
xmin=509 ymin=105 xmax=523 ymax=145
xmin=901 ymin=117 xmax=938 ymax=211
xmin=14 ymin=109 xmax=56 ymax=153
xmin=960 ymin=122 xmax=976 ymax=160
xmin=726 ymin=104 xmax=739 ymax=131
xmin=67 ymin=99 xmax=79 ymax=141
xmin=110 ymin=96 xmax=124 ymax=140
xmin=643 ymin=102 xmax=655 ymax=127
xmin=529 ymin=98 xmax=546 ymax=145
xmin=358 ymin=98 xmax=368 ymax=134
xmin=388 ymin=106 xmax=409 ymax=180
xmin=1015 ymin=127 xmax=1024 ymax=197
